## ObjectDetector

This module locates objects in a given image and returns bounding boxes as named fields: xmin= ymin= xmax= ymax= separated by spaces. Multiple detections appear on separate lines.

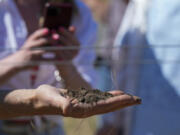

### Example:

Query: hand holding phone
xmin=42 ymin=2 xmax=80 ymax=61
xmin=53 ymin=26 xmax=80 ymax=61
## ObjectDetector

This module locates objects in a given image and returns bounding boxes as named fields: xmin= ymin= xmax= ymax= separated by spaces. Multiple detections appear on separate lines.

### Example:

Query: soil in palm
xmin=61 ymin=88 xmax=114 ymax=104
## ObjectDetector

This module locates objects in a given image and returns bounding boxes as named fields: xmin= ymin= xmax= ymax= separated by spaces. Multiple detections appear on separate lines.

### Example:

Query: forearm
xmin=0 ymin=55 xmax=21 ymax=86
xmin=0 ymin=89 xmax=37 ymax=119
xmin=0 ymin=88 xmax=64 ymax=119
xmin=56 ymin=64 xmax=91 ymax=90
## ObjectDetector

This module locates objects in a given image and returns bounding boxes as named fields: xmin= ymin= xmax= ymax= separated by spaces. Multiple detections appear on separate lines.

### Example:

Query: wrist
xmin=56 ymin=63 xmax=76 ymax=75
xmin=3 ymin=52 xmax=26 ymax=73
xmin=56 ymin=64 xmax=91 ymax=89
xmin=32 ymin=87 xmax=64 ymax=116
xmin=31 ymin=90 xmax=46 ymax=115
xmin=11 ymin=51 xmax=30 ymax=71
xmin=0 ymin=55 xmax=22 ymax=86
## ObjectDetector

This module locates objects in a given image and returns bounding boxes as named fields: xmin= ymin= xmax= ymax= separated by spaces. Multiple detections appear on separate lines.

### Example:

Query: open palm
xmin=35 ymin=85 xmax=141 ymax=118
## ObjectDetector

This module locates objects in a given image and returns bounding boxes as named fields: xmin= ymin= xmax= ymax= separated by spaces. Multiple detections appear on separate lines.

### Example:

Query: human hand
xmin=51 ymin=26 xmax=80 ymax=61
xmin=12 ymin=28 xmax=50 ymax=70
xmin=34 ymin=85 xmax=141 ymax=118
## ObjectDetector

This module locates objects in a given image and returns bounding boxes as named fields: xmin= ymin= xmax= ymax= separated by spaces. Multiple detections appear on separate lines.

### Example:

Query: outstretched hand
xmin=35 ymin=85 xmax=141 ymax=118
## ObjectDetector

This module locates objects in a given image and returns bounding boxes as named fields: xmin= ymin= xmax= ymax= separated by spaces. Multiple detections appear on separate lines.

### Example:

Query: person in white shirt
xmin=0 ymin=0 xmax=98 ymax=134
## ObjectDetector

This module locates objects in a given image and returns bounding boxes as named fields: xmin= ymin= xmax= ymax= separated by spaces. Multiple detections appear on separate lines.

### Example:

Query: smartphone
xmin=42 ymin=2 xmax=73 ymax=30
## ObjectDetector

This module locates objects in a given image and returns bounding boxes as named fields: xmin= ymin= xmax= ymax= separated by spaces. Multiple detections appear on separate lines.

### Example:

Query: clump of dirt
xmin=61 ymin=88 xmax=114 ymax=104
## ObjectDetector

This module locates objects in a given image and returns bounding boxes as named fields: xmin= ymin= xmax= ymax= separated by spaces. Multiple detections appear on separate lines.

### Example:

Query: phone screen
xmin=43 ymin=2 xmax=73 ymax=30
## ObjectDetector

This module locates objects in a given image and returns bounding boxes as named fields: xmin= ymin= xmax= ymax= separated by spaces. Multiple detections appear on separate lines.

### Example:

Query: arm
xmin=56 ymin=64 xmax=91 ymax=90
xmin=0 ymin=89 xmax=37 ymax=119
xmin=0 ymin=85 xmax=141 ymax=119
xmin=0 ymin=54 xmax=20 ymax=86
xmin=0 ymin=86 xmax=65 ymax=119
xmin=54 ymin=27 xmax=92 ymax=90
xmin=0 ymin=28 xmax=51 ymax=87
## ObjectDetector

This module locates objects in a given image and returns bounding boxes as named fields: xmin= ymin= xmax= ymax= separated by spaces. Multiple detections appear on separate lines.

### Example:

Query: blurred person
xmin=95 ymin=0 xmax=128 ymax=59
xmin=112 ymin=0 xmax=180 ymax=134
xmin=0 ymin=84 xmax=141 ymax=120
xmin=81 ymin=0 xmax=109 ymax=21
xmin=82 ymin=0 xmax=110 ymax=57
xmin=0 ymin=0 xmax=98 ymax=134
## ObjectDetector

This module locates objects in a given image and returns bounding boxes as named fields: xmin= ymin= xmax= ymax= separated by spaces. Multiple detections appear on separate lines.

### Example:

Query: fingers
xmin=23 ymin=27 xmax=79 ymax=62
xmin=103 ymin=94 xmax=141 ymax=107
xmin=108 ymin=90 xmax=125 ymax=96
xmin=27 ymin=38 xmax=54 ymax=58
xmin=59 ymin=27 xmax=72 ymax=40
xmin=44 ymin=27 xmax=79 ymax=60
xmin=31 ymin=50 xmax=45 ymax=59
xmin=29 ymin=28 xmax=49 ymax=40
xmin=94 ymin=94 xmax=141 ymax=114
xmin=30 ymin=38 xmax=50 ymax=48
xmin=76 ymin=93 xmax=141 ymax=118
xmin=68 ymin=26 xmax=76 ymax=34
xmin=23 ymin=29 xmax=53 ymax=50
xmin=59 ymin=27 xmax=80 ymax=46
xmin=64 ymin=95 xmax=141 ymax=118
xmin=29 ymin=37 xmax=58 ymax=52
xmin=57 ymin=88 xmax=68 ymax=96
xmin=47 ymin=35 xmax=78 ymax=61
xmin=57 ymin=35 xmax=70 ymax=46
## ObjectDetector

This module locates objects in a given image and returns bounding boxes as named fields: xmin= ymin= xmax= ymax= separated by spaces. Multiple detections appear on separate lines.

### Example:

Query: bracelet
xmin=54 ymin=70 xmax=65 ymax=84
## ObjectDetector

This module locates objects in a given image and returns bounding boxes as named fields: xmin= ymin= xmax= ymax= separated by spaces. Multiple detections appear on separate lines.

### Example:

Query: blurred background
xmin=64 ymin=0 xmax=180 ymax=135
xmin=1 ymin=0 xmax=180 ymax=135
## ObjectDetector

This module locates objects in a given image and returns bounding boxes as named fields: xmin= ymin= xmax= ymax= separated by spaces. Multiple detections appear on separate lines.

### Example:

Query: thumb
xmin=68 ymin=26 xmax=76 ymax=34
